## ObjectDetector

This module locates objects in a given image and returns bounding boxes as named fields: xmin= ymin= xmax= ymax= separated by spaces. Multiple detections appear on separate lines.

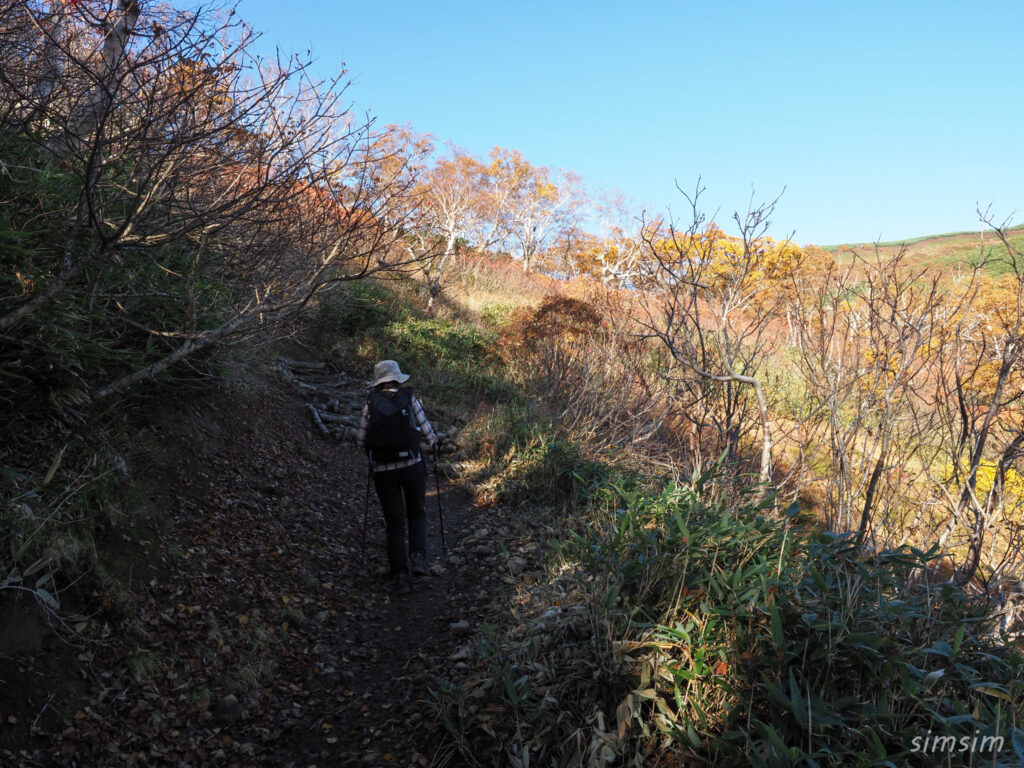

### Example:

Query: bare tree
xmin=0 ymin=1 xmax=423 ymax=404
xmin=787 ymin=216 xmax=1024 ymax=587
xmin=789 ymin=248 xmax=948 ymax=542
xmin=928 ymin=213 xmax=1024 ymax=584
xmin=639 ymin=183 xmax=788 ymax=485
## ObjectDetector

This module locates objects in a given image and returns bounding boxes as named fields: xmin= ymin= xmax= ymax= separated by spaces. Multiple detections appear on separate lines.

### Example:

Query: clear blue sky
xmin=232 ymin=0 xmax=1023 ymax=245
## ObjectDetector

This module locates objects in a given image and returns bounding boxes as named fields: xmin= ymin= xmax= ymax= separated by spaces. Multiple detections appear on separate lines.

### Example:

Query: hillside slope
xmin=827 ymin=226 xmax=1024 ymax=277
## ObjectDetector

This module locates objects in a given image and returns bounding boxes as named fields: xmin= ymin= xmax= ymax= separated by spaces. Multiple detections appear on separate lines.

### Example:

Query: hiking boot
xmin=410 ymin=551 xmax=429 ymax=577
xmin=391 ymin=572 xmax=413 ymax=595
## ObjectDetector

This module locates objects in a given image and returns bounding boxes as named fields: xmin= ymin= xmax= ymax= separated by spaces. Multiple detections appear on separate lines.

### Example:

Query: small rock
xmin=450 ymin=620 xmax=472 ymax=637
xmin=213 ymin=693 xmax=244 ymax=725
xmin=509 ymin=556 xmax=529 ymax=575
xmin=315 ymin=610 xmax=330 ymax=622
xmin=447 ymin=555 xmax=463 ymax=566
xmin=473 ymin=544 xmax=490 ymax=557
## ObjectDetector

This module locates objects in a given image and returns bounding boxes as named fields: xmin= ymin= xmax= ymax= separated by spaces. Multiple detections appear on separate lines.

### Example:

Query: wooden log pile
xmin=278 ymin=358 xmax=459 ymax=453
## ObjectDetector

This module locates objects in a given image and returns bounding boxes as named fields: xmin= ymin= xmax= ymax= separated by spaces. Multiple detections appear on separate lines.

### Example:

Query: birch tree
xmin=415 ymin=145 xmax=490 ymax=310
xmin=506 ymin=164 xmax=584 ymax=273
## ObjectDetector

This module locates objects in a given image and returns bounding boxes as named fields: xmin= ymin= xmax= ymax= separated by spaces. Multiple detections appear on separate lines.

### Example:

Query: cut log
xmin=279 ymin=357 xmax=328 ymax=372
xmin=307 ymin=404 xmax=330 ymax=437
xmin=317 ymin=411 xmax=358 ymax=426
xmin=322 ymin=397 xmax=364 ymax=413
xmin=286 ymin=359 xmax=459 ymax=454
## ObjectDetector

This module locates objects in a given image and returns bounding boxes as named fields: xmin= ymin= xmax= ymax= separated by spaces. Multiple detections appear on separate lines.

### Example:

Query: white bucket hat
xmin=371 ymin=359 xmax=410 ymax=387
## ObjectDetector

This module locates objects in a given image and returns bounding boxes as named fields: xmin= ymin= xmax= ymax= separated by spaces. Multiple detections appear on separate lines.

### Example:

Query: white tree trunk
xmin=64 ymin=0 xmax=141 ymax=149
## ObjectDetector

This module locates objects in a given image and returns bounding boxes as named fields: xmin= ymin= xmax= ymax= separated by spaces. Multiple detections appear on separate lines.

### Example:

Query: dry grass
xmin=445 ymin=253 xmax=562 ymax=316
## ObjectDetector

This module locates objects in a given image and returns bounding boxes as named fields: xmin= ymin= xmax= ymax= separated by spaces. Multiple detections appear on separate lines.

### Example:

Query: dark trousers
xmin=373 ymin=460 xmax=427 ymax=576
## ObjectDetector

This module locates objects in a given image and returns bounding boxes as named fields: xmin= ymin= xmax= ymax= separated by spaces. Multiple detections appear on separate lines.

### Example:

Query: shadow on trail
xmin=2 ymin=361 xmax=525 ymax=767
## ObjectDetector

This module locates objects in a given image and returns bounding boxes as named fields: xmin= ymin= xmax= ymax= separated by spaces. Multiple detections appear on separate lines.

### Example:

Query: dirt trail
xmin=1 ymin=362 xmax=515 ymax=767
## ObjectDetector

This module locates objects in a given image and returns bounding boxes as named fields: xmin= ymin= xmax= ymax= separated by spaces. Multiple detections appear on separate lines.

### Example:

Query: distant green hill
xmin=822 ymin=226 xmax=1024 ymax=279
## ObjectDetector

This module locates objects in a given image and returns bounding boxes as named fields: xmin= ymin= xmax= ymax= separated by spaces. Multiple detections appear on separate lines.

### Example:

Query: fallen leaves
xmin=3 ymin=368 xmax=514 ymax=766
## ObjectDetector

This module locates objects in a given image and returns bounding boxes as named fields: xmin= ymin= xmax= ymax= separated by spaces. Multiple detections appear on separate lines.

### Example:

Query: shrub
xmin=316 ymin=281 xmax=397 ymax=335
xmin=479 ymin=303 xmax=517 ymax=329
xmin=2 ymin=437 xmax=133 ymax=612
xmin=438 ymin=470 xmax=1024 ymax=767
xmin=311 ymin=280 xmax=401 ymax=360
xmin=449 ymin=253 xmax=559 ymax=305
xmin=359 ymin=316 xmax=515 ymax=415
xmin=456 ymin=402 xmax=604 ymax=507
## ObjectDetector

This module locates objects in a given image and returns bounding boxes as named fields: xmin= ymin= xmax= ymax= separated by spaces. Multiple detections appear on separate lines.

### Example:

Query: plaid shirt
xmin=356 ymin=389 xmax=436 ymax=472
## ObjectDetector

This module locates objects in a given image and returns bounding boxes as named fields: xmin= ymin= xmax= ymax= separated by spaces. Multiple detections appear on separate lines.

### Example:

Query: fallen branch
xmin=279 ymin=356 xmax=328 ymax=373
xmin=316 ymin=411 xmax=358 ymax=426
xmin=306 ymin=404 xmax=330 ymax=437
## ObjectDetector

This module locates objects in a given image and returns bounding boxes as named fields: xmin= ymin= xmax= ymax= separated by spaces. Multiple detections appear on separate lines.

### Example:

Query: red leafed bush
xmin=502 ymin=295 xmax=604 ymax=355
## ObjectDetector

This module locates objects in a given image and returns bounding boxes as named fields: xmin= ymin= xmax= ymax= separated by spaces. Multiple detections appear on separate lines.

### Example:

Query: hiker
xmin=357 ymin=360 xmax=436 ymax=594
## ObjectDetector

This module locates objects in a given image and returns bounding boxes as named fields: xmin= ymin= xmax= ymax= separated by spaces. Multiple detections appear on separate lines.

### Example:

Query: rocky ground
xmin=0 ymin=359 xmax=545 ymax=767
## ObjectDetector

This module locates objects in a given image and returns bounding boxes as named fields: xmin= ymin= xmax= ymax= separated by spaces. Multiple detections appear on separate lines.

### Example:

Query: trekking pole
xmin=433 ymin=442 xmax=447 ymax=559
xmin=360 ymin=457 xmax=372 ymax=567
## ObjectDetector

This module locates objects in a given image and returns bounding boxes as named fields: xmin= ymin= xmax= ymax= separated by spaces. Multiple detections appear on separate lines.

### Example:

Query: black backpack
xmin=365 ymin=387 xmax=422 ymax=462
